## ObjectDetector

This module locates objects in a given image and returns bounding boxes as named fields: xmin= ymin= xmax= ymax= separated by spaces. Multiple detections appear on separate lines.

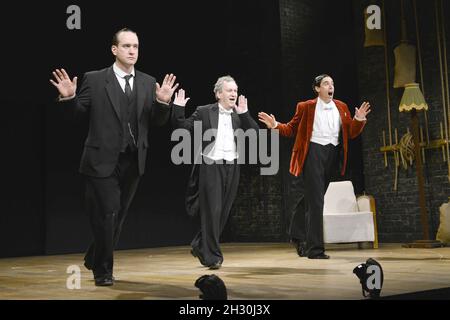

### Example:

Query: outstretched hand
xmin=235 ymin=95 xmax=248 ymax=113
xmin=258 ymin=112 xmax=277 ymax=129
xmin=156 ymin=73 xmax=179 ymax=103
xmin=50 ymin=68 xmax=77 ymax=98
xmin=173 ymin=89 xmax=190 ymax=107
xmin=355 ymin=101 xmax=371 ymax=119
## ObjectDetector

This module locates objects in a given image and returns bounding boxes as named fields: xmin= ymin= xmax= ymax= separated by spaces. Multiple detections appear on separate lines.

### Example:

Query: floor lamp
xmin=400 ymin=83 xmax=442 ymax=248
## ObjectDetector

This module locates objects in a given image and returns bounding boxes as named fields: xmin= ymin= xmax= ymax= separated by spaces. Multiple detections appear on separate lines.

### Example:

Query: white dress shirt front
xmin=204 ymin=104 xmax=238 ymax=161
xmin=310 ymin=98 xmax=341 ymax=146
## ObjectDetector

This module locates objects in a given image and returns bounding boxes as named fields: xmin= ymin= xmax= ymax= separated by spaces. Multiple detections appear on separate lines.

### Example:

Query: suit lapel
xmin=307 ymin=98 xmax=317 ymax=136
xmin=209 ymin=103 xmax=219 ymax=129
xmin=135 ymin=71 xmax=145 ymax=121
xmin=231 ymin=111 xmax=239 ymax=130
xmin=334 ymin=100 xmax=347 ymax=121
xmin=105 ymin=67 xmax=121 ymax=122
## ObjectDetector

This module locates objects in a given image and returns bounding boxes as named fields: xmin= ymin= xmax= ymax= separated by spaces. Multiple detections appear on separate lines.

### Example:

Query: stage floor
xmin=1 ymin=243 xmax=449 ymax=299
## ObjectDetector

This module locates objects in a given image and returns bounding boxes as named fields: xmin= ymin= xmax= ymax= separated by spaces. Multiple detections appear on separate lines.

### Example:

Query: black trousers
xmin=83 ymin=150 xmax=140 ymax=278
xmin=286 ymin=174 xmax=306 ymax=242
xmin=302 ymin=142 xmax=339 ymax=257
xmin=191 ymin=161 xmax=240 ymax=266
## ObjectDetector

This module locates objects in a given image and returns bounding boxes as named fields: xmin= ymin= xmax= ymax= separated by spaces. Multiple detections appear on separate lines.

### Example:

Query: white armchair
xmin=323 ymin=181 xmax=378 ymax=248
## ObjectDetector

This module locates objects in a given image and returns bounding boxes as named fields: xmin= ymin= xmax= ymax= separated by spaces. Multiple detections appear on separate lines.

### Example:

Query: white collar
xmin=113 ymin=63 xmax=135 ymax=79
xmin=218 ymin=103 xmax=234 ymax=114
xmin=317 ymin=97 xmax=335 ymax=110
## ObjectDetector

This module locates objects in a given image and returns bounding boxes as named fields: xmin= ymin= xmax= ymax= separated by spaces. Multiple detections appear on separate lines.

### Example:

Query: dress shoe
xmin=291 ymin=239 xmax=307 ymax=257
xmin=95 ymin=276 xmax=114 ymax=286
xmin=208 ymin=261 xmax=222 ymax=270
xmin=191 ymin=247 xmax=207 ymax=266
xmin=308 ymin=253 xmax=330 ymax=259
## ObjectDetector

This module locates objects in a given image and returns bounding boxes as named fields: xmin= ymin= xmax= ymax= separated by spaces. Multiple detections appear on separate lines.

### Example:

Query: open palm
xmin=173 ymin=89 xmax=190 ymax=107
xmin=50 ymin=68 xmax=77 ymax=98
xmin=156 ymin=73 xmax=179 ymax=103
xmin=355 ymin=101 xmax=371 ymax=119
xmin=258 ymin=112 xmax=277 ymax=128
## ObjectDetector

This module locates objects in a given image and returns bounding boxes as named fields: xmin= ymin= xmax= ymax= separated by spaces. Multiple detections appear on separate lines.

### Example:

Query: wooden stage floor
xmin=1 ymin=243 xmax=449 ymax=299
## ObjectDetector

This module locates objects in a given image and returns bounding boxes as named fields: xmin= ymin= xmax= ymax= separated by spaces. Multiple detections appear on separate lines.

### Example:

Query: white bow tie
xmin=219 ymin=106 xmax=233 ymax=115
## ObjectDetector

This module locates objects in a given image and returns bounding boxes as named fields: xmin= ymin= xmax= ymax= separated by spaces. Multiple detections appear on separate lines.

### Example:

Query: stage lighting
xmin=195 ymin=274 xmax=228 ymax=300
xmin=353 ymin=258 xmax=384 ymax=299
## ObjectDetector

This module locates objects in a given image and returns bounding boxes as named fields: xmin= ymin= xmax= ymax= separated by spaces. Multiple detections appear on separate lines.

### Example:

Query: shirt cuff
xmin=58 ymin=94 xmax=76 ymax=101
xmin=354 ymin=114 xmax=366 ymax=121
xmin=236 ymin=108 xmax=248 ymax=115
xmin=156 ymin=98 xmax=170 ymax=106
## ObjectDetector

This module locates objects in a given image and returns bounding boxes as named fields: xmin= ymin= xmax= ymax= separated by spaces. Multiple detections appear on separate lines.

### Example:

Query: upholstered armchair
xmin=323 ymin=181 xmax=379 ymax=249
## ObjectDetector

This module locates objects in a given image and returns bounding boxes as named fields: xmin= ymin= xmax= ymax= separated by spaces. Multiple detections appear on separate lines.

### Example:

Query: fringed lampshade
xmin=399 ymin=83 xmax=428 ymax=112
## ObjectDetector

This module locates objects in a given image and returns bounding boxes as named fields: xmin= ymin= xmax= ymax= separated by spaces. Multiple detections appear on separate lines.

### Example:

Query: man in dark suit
xmin=171 ymin=76 xmax=259 ymax=269
xmin=50 ymin=28 xmax=178 ymax=286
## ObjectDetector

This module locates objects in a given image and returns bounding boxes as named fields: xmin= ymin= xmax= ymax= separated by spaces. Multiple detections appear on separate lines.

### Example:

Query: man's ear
xmin=111 ymin=45 xmax=117 ymax=56
xmin=315 ymin=86 xmax=320 ymax=93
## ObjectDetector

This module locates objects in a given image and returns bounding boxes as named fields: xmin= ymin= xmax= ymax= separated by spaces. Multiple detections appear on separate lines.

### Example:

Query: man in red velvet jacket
xmin=258 ymin=74 xmax=371 ymax=259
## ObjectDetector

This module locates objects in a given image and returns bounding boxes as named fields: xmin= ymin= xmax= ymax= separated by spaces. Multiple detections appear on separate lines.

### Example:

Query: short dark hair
xmin=312 ymin=74 xmax=331 ymax=95
xmin=112 ymin=28 xmax=137 ymax=46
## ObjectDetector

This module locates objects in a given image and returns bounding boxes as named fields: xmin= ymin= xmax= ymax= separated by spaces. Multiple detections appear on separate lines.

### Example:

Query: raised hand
xmin=156 ymin=73 xmax=179 ymax=103
xmin=173 ymin=89 xmax=190 ymax=107
xmin=258 ymin=111 xmax=277 ymax=129
xmin=355 ymin=101 xmax=371 ymax=119
xmin=50 ymin=68 xmax=77 ymax=98
xmin=235 ymin=95 xmax=248 ymax=113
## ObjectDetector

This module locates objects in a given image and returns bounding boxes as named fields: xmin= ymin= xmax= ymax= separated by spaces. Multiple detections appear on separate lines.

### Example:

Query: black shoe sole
xmin=208 ymin=263 xmax=222 ymax=270
xmin=95 ymin=278 xmax=114 ymax=286
xmin=308 ymin=255 xmax=330 ymax=259
xmin=95 ymin=281 xmax=114 ymax=286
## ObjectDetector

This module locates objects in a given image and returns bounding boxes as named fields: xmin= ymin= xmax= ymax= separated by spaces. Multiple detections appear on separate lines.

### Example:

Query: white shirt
xmin=113 ymin=62 xmax=135 ymax=92
xmin=310 ymin=98 xmax=341 ymax=146
xmin=204 ymin=104 xmax=238 ymax=161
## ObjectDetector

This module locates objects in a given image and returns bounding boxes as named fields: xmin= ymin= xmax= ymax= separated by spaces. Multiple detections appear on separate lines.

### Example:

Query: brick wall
xmin=227 ymin=0 xmax=450 ymax=244
xmin=353 ymin=0 xmax=450 ymax=242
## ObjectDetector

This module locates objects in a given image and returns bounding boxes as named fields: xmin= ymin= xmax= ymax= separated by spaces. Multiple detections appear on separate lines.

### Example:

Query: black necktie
xmin=124 ymin=74 xmax=133 ymax=99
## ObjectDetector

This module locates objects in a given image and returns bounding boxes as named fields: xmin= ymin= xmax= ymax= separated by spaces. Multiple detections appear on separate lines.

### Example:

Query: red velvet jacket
xmin=277 ymin=98 xmax=366 ymax=177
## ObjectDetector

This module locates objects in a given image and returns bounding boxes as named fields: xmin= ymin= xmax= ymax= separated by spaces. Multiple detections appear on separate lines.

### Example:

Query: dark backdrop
xmin=1 ymin=0 xmax=361 ymax=257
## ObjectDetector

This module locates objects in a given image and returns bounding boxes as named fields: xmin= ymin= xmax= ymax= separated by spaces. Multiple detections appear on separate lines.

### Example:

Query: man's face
xmin=111 ymin=31 xmax=139 ymax=67
xmin=315 ymin=76 xmax=334 ymax=101
xmin=217 ymin=81 xmax=238 ymax=109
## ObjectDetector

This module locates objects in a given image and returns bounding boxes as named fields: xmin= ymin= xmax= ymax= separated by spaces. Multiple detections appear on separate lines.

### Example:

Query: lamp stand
xmin=403 ymin=110 xmax=442 ymax=248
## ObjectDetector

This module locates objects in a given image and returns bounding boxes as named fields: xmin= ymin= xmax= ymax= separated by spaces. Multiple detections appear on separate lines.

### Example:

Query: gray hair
xmin=213 ymin=75 xmax=236 ymax=99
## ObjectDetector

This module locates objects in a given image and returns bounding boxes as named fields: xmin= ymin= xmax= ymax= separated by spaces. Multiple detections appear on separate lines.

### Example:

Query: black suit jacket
xmin=62 ymin=66 xmax=170 ymax=177
xmin=172 ymin=103 xmax=259 ymax=150
xmin=171 ymin=102 xmax=260 ymax=217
